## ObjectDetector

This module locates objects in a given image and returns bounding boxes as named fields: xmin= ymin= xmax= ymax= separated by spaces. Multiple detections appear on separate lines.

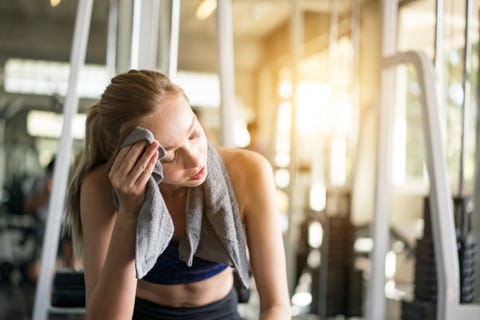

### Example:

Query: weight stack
xmin=458 ymin=235 xmax=476 ymax=303
xmin=51 ymin=270 xmax=85 ymax=308
xmin=401 ymin=196 xmax=476 ymax=320
xmin=401 ymin=299 xmax=436 ymax=320
xmin=453 ymin=197 xmax=477 ymax=303
xmin=316 ymin=215 xmax=361 ymax=318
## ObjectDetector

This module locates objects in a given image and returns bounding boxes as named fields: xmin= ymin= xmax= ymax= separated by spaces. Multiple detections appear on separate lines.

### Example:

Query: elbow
xmin=259 ymin=304 xmax=292 ymax=320
xmin=86 ymin=310 xmax=131 ymax=320
xmin=85 ymin=301 xmax=134 ymax=320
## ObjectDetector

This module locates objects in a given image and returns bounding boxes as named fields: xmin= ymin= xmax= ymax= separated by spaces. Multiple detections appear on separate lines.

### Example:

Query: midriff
xmin=136 ymin=266 xmax=234 ymax=307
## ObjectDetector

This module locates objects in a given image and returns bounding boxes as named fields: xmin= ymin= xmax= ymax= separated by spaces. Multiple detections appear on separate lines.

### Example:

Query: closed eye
xmin=162 ymin=151 xmax=177 ymax=163
xmin=189 ymin=124 xmax=201 ymax=140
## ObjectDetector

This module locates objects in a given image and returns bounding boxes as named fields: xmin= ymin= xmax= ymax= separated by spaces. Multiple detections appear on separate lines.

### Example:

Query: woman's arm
xmin=81 ymin=171 xmax=137 ymax=319
xmin=230 ymin=150 xmax=291 ymax=320
xmin=81 ymin=141 xmax=159 ymax=320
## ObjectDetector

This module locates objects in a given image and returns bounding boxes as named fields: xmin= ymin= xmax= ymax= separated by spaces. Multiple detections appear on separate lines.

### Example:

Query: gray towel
xmin=112 ymin=127 xmax=250 ymax=289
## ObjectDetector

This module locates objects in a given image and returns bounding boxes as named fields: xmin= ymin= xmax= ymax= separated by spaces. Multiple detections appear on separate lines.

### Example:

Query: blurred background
xmin=1 ymin=0 xmax=480 ymax=319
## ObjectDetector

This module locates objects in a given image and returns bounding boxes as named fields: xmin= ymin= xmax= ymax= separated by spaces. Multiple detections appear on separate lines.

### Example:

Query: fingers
xmin=129 ymin=141 xmax=159 ymax=185
xmin=136 ymin=149 xmax=159 ymax=187
xmin=109 ymin=140 xmax=159 ymax=188
xmin=110 ymin=141 xmax=146 ymax=175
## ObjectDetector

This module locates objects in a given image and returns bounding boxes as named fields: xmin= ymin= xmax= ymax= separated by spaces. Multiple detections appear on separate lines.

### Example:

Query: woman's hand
xmin=108 ymin=140 xmax=159 ymax=219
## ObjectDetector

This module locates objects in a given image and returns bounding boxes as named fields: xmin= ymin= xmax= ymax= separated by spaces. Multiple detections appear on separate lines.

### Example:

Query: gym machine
xmin=368 ymin=1 xmax=480 ymax=318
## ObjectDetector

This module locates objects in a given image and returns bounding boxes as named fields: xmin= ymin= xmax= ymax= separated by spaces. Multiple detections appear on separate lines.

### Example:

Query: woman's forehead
xmin=141 ymin=97 xmax=195 ymax=146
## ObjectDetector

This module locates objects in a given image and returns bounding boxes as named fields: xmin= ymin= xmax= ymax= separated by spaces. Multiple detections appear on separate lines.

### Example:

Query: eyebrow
xmin=163 ymin=115 xmax=197 ymax=151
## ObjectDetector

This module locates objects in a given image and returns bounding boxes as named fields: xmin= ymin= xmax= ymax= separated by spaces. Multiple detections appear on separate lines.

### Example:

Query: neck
xmin=160 ymin=185 xmax=188 ymax=200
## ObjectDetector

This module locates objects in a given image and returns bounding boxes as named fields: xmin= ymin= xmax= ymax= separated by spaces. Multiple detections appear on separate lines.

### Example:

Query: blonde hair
xmin=66 ymin=70 xmax=186 ymax=255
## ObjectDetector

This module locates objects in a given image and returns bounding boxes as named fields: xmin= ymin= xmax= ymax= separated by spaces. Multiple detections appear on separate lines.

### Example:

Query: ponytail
xmin=65 ymin=103 xmax=111 ymax=255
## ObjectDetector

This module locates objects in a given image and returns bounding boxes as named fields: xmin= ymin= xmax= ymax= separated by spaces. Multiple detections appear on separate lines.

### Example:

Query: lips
xmin=190 ymin=166 xmax=206 ymax=180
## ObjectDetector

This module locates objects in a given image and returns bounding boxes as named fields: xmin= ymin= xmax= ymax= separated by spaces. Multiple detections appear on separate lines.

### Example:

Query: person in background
xmin=246 ymin=120 xmax=268 ymax=158
xmin=24 ymin=156 xmax=81 ymax=281
xmin=23 ymin=157 xmax=55 ymax=281
xmin=66 ymin=70 xmax=291 ymax=319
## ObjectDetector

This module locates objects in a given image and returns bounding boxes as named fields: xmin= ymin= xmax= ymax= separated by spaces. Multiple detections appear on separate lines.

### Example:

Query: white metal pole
xmin=348 ymin=0 xmax=361 ymax=188
xmin=32 ymin=0 xmax=93 ymax=319
xmin=284 ymin=0 xmax=303 ymax=295
xmin=434 ymin=0 xmax=446 ymax=137
xmin=216 ymin=0 xmax=236 ymax=147
xmin=459 ymin=0 xmax=472 ymax=196
xmin=106 ymin=0 xmax=118 ymax=78
xmin=116 ymin=0 xmax=133 ymax=73
xmin=167 ymin=0 xmax=180 ymax=79
xmin=130 ymin=0 xmax=160 ymax=70
xmin=130 ymin=0 xmax=141 ymax=69
xmin=158 ymin=1 xmax=170 ymax=73
xmin=367 ymin=0 xmax=397 ymax=319
xmin=434 ymin=0 xmax=444 ymax=82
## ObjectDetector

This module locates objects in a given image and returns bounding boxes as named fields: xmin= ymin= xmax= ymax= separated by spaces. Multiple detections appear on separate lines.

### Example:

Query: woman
xmin=66 ymin=70 xmax=290 ymax=319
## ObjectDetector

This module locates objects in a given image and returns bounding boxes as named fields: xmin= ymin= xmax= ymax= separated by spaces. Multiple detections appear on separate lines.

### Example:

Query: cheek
xmin=198 ymin=137 xmax=209 ymax=159
xmin=162 ymin=166 xmax=181 ymax=182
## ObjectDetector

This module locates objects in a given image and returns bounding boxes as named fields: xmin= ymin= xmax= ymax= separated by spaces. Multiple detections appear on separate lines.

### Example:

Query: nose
xmin=182 ymin=146 xmax=201 ymax=169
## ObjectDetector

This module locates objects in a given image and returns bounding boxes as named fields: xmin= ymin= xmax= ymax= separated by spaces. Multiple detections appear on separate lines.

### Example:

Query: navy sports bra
xmin=141 ymin=242 xmax=229 ymax=285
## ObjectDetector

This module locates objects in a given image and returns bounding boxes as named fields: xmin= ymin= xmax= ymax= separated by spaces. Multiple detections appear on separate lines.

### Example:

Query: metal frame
xmin=381 ymin=50 xmax=480 ymax=320
xmin=130 ymin=0 xmax=160 ymax=70
xmin=285 ymin=0 xmax=303 ymax=294
xmin=32 ymin=0 xmax=93 ymax=319
xmin=367 ymin=1 xmax=397 ymax=319
xmin=433 ymin=0 xmax=445 ymax=132
xmin=458 ymin=0 xmax=473 ymax=196
xmin=106 ymin=0 xmax=118 ymax=78
xmin=166 ymin=0 xmax=180 ymax=79
xmin=216 ymin=0 xmax=236 ymax=147
xmin=48 ymin=306 xmax=86 ymax=315
xmin=369 ymin=1 xmax=480 ymax=319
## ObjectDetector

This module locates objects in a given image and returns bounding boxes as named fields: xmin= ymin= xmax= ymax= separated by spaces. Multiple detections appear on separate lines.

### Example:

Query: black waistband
xmin=132 ymin=287 xmax=242 ymax=320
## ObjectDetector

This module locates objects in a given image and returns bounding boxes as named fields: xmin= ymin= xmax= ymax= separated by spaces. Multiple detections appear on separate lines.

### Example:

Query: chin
xmin=187 ymin=176 xmax=207 ymax=187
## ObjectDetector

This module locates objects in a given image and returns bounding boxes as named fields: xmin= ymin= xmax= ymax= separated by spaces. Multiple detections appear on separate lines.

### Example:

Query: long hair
xmin=66 ymin=70 xmax=187 ymax=255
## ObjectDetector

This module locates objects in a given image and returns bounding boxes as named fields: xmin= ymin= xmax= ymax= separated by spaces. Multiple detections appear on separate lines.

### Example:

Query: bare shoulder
xmin=82 ymin=164 xmax=111 ymax=193
xmin=217 ymin=147 xmax=273 ymax=184
xmin=80 ymin=164 xmax=114 ymax=213
xmin=217 ymin=147 xmax=274 ymax=218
